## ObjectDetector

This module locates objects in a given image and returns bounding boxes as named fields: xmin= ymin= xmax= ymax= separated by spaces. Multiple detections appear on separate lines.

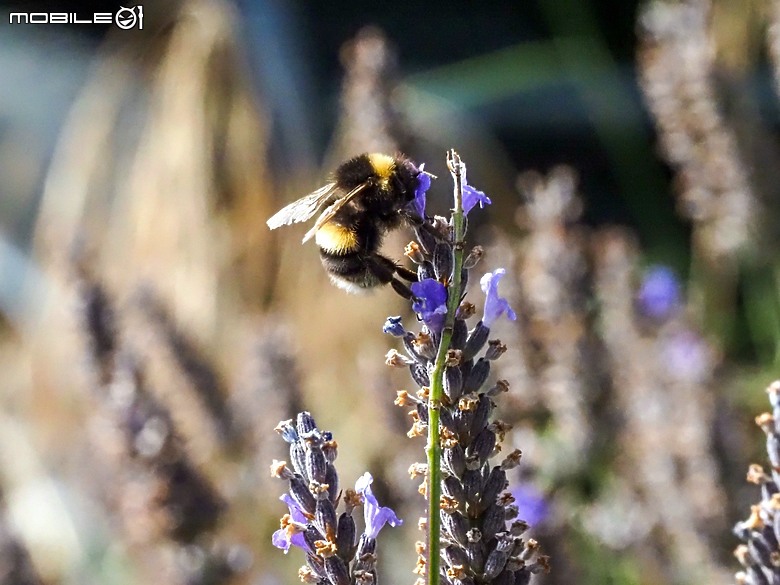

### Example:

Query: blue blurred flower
xmin=355 ymin=472 xmax=402 ymax=539
xmin=511 ymin=483 xmax=549 ymax=526
xmin=480 ymin=269 xmax=517 ymax=327
xmin=636 ymin=265 xmax=681 ymax=320
xmin=411 ymin=278 xmax=448 ymax=333
xmin=272 ymin=494 xmax=309 ymax=553
xmin=412 ymin=163 xmax=432 ymax=217
xmin=463 ymin=181 xmax=491 ymax=215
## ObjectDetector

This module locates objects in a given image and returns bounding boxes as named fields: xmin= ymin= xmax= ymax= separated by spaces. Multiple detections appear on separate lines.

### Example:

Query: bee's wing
xmin=302 ymin=183 xmax=367 ymax=243
xmin=266 ymin=182 xmax=338 ymax=229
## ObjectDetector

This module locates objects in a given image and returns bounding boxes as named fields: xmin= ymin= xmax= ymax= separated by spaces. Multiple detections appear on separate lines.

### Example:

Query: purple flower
xmin=272 ymin=494 xmax=309 ymax=553
xmin=637 ymin=265 xmax=681 ymax=320
xmin=480 ymin=269 xmax=516 ymax=327
xmin=411 ymin=163 xmax=432 ymax=217
xmin=411 ymin=278 xmax=448 ymax=333
xmin=463 ymin=181 xmax=491 ymax=215
xmin=510 ymin=483 xmax=549 ymax=526
xmin=355 ymin=472 xmax=402 ymax=539
xmin=382 ymin=315 xmax=407 ymax=337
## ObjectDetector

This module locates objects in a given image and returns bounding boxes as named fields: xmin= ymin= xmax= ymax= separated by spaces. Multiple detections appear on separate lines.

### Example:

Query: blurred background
xmin=0 ymin=0 xmax=777 ymax=584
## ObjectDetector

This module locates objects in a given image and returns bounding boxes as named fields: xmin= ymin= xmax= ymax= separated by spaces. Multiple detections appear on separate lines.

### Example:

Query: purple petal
xmin=272 ymin=527 xmax=292 ymax=552
xmin=480 ymin=269 xmax=516 ymax=328
xmin=411 ymin=278 xmax=448 ymax=334
xmin=272 ymin=526 xmax=309 ymax=553
xmin=281 ymin=493 xmax=307 ymax=523
xmin=382 ymin=315 xmax=406 ymax=337
xmin=411 ymin=163 xmax=432 ymax=217
xmin=463 ymin=183 xmax=491 ymax=215
xmin=272 ymin=493 xmax=311 ymax=553
xmin=355 ymin=472 xmax=402 ymax=539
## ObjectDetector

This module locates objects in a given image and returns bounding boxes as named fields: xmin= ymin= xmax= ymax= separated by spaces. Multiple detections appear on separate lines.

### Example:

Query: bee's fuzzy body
xmin=267 ymin=152 xmax=423 ymax=298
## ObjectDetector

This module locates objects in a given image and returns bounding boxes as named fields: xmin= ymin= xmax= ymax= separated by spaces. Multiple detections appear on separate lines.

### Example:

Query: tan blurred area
xmin=1 ymin=2 xmax=423 ymax=583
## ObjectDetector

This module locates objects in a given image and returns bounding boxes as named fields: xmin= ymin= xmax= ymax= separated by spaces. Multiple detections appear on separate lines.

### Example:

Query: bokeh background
xmin=0 ymin=0 xmax=777 ymax=584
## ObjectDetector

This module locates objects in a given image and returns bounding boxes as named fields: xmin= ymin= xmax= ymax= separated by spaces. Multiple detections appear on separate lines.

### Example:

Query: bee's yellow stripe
xmin=368 ymin=153 xmax=395 ymax=181
xmin=315 ymin=222 xmax=358 ymax=254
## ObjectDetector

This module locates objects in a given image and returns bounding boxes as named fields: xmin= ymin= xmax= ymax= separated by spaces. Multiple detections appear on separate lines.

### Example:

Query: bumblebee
xmin=266 ymin=153 xmax=426 ymax=298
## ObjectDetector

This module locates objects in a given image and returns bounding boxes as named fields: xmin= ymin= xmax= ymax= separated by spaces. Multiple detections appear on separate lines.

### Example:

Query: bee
xmin=266 ymin=153 xmax=426 ymax=299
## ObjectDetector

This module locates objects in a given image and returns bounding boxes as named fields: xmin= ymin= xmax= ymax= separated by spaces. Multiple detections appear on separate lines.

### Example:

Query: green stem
xmin=427 ymin=150 xmax=466 ymax=585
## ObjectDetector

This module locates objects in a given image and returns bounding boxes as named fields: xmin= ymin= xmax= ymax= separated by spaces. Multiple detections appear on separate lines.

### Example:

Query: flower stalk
xmin=426 ymin=150 xmax=467 ymax=585
xmin=399 ymin=150 xmax=546 ymax=585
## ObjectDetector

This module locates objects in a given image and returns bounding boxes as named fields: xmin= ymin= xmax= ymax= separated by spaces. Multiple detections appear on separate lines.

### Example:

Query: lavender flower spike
xmin=480 ymin=268 xmax=517 ymax=327
xmin=355 ymin=472 xmax=402 ymax=539
xmin=411 ymin=278 xmax=448 ymax=334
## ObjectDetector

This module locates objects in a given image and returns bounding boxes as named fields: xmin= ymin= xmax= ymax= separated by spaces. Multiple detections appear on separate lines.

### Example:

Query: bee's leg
xmin=389 ymin=279 xmax=414 ymax=300
xmin=403 ymin=210 xmax=446 ymax=242
xmin=394 ymin=265 xmax=418 ymax=282
xmin=366 ymin=254 xmax=415 ymax=300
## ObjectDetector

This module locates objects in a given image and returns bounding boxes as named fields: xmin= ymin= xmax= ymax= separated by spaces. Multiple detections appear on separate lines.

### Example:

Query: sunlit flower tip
xmin=501 ymin=449 xmax=523 ymax=470
xmin=480 ymin=269 xmax=517 ymax=327
xmin=464 ymin=245 xmax=484 ymax=269
xmin=745 ymin=463 xmax=766 ymax=485
xmin=394 ymin=390 xmax=414 ymax=407
xmin=355 ymin=472 xmax=402 ymax=539
xmin=298 ymin=567 xmax=318 ymax=584
xmin=405 ymin=241 xmax=425 ymax=264
xmin=385 ymin=349 xmax=414 ymax=367
xmin=756 ymin=414 xmax=774 ymax=434
xmin=510 ymin=483 xmax=549 ymax=526
xmin=382 ymin=316 xmax=407 ymax=337
xmin=274 ymin=419 xmax=298 ymax=443
xmin=445 ymin=349 xmax=462 ymax=367
xmin=411 ymin=163 xmax=432 ymax=217
xmin=485 ymin=339 xmax=507 ymax=360
xmin=411 ymin=278 xmax=448 ymax=333
xmin=430 ymin=216 xmax=450 ymax=238
xmin=636 ymin=265 xmax=681 ymax=320
xmin=462 ymin=182 xmax=491 ymax=215
xmin=456 ymin=301 xmax=476 ymax=321
xmin=768 ymin=381 xmax=780 ymax=409
xmin=270 ymin=459 xmax=293 ymax=479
